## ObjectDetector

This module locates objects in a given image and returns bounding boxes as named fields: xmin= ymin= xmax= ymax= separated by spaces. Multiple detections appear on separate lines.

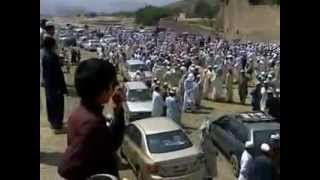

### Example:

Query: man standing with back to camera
xmin=42 ymin=36 xmax=67 ymax=134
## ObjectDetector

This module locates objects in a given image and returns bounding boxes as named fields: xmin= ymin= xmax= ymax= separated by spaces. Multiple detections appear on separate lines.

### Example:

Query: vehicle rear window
xmin=129 ymin=64 xmax=147 ymax=72
xmin=146 ymin=130 xmax=193 ymax=153
xmin=253 ymin=129 xmax=280 ymax=147
xmin=128 ymin=89 xmax=151 ymax=102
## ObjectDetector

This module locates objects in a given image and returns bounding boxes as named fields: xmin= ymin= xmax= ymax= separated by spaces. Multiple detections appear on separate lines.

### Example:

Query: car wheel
xmin=230 ymin=154 xmax=240 ymax=177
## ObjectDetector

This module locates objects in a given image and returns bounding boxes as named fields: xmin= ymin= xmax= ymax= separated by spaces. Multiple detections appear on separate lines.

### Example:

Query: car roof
xmin=127 ymin=59 xmax=144 ymax=65
xmin=132 ymin=117 xmax=181 ymax=135
xmin=228 ymin=111 xmax=276 ymax=123
xmin=244 ymin=122 xmax=280 ymax=131
xmin=125 ymin=81 xmax=148 ymax=90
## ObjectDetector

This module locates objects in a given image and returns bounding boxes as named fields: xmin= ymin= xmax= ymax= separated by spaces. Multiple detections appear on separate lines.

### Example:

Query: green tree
xmin=135 ymin=6 xmax=173 ymax=26
xmin=194 ymin=0 xmax=215 ymax=19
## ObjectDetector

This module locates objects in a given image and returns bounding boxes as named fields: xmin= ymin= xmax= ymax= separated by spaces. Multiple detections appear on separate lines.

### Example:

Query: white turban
xmin=260 ymin=143 xmax=271 ymax=152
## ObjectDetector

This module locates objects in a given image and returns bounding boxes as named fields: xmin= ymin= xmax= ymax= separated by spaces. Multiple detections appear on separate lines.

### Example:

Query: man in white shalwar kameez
xmin=260 ymin=82 xmax=269 ymax=112
xmin=202 ymin=66 xmax=212 ymax=99
xmin=183 ymin=73 xmax=196 ymax=112
xmin=165 ymin=88 xmax=181 ymax=124
xmin=152 ymin=86 xmax=164 ymax=117
xmin=211 ymin=65 xmax=225 ymax=101
xmin=238 ymin=142 xmax=254 ymax=180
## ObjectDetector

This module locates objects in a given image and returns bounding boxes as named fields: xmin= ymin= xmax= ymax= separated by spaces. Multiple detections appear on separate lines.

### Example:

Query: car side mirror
xmin=244 ymin=141 xmax=254 ymax=148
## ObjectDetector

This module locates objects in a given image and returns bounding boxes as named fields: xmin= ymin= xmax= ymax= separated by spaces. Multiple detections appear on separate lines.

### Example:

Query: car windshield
xmin=128 ymin=89 xmax=151 ymax=102
xmin=253 ymin=129 xmax=280 ymax=147
xmin=89 ymin=40 xmax=99 ymax=43
xmin=147 ymin=130 xmax=193 ymax=153
xmin=129 ymin=64 xmax=146 ymax=72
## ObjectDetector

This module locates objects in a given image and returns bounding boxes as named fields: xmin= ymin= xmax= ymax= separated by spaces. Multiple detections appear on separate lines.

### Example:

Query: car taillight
xmin=145 ymin=163 xmax=159 ymax=174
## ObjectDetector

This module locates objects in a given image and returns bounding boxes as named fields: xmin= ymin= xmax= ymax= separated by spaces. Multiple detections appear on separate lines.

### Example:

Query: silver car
xmin=123 ymin=81 xmax=152 ymax=124
xmin=121 ymin=117 xmax=205 ymax=180
xmin=121 ymin=59 xmax=152 ymax=84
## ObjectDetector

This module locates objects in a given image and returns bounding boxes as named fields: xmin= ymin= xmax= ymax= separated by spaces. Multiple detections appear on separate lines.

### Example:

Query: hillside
xmin=166 ymin=0 xmax=220 ymax=18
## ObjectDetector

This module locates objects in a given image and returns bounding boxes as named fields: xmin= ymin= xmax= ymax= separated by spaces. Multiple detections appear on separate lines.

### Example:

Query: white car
xmin=122 ymin=81 xmax=153 ymax=124
xmin=121 ymin=117 xmax=205 ymax=180
xmin=83 ymin=39 xmax=100 ymax=51
xmin=121 ymin=59 xmax=152 ymax=84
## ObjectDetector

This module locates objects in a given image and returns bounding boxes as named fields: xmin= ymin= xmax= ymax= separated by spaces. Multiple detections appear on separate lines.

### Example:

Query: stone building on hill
xmin=220 ymin=0 xmax=280 ymax=41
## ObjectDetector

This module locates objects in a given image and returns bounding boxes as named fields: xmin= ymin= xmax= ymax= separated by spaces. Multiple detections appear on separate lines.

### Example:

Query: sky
xmin=40 ymin=0 xmax=179 ymax=15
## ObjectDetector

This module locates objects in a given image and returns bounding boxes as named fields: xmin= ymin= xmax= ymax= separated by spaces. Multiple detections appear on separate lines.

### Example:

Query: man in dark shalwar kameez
xmin=42 ymin=36 xmax=67 ymax=134
xmin=238 ymin=69 xmax=249 ymax=105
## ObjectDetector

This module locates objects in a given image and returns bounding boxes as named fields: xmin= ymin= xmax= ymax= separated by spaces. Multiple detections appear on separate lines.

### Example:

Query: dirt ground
xmin=40 ymin=51 xmax=251 ymax=180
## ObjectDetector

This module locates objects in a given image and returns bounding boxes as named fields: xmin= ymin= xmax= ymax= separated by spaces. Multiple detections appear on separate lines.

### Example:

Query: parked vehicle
xmin=207 ymin=111 xmax=280 ymax=177
xmin=83 ymin=39 xmax=100 ymax=51
xmin=122 ymin=81 xmax=152 ymax=124
xmin=121 ymin=59 xmax=152 ymax=84
xmin=121 ymin=117 xmax=205 ymax=180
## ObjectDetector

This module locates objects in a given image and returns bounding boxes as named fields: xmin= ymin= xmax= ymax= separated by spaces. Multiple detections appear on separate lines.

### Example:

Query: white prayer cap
xmin=45 ymin=21 xmax=54 ymax=27
xmin=245 ymin=141 xmax=254 ymax=148
xmin=270 ymin=134 xmax=280 ymax=141
xmin=180 ymin=66 xmax=186 ymax=71
xmin=267 ymin=87 xmax=274 ymax=93
xmin=275 ymin=88 xmax=280 ymax=93
xmin=267 ymin=74 xmax=273 ymax=78
xmin=213 ymin=65 xmax=219 ymax=69
xmin=261 ymin=71 xmax=266 ymax=75
xmin=187 ymin=73 xmax=194 ymax=80
xmin=260 ymin=143 xmax=271 ymax=152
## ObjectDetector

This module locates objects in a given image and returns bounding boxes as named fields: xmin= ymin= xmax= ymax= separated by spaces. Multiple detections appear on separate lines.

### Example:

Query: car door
xmin=123 ymin=124 xmax=144 ymax=173
xmin=210 ymin=118 xmax=238 ymax=156
xmin=226 ymin=121 xmax=249 ymax=157
xmin=209 ymin=117 xmax=232 ymax=154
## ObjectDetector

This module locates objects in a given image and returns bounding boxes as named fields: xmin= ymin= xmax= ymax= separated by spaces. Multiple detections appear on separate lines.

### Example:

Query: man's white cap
xmin=270 ymin=134 xmax=280 ymax=140
xmin=245 ymin=141 xmax=254 ymax=148
xmin=267 ymin=87 xmax=274 ymax=93
xmin=260 ymin=143 xmax=271 ymax=152
xmin=45 ymin=21 xmax=54 ymax=27
xmin=275 ymin=88 xmax=280 ymax=93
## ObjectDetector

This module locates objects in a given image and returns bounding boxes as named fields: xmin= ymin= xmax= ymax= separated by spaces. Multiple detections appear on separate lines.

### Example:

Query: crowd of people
xmin=95 ymin=25 xmax=280 ymax=123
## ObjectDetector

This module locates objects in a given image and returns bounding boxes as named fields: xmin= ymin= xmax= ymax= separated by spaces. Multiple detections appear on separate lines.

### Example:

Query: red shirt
xmin=58 ymin=102 xmax=125 ymax=180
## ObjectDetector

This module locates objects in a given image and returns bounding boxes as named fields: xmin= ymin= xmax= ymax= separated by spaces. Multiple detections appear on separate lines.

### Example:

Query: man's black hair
xmin=40 ymin=19 xmax=47 ymax=28
xmin=75 ymin=59 xmax=117 ymax=102
xmin=43 ymin=36 xmax=56 ymax=50
xmin=154 ymin=86 xmax=160 ymax=92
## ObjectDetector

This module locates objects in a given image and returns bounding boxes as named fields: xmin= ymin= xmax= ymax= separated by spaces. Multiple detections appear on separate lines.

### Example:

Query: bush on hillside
xmin=135 ymin=6 xmax=173 ymax=26
xmin=194 ymin=0 xmax=216 ymax=19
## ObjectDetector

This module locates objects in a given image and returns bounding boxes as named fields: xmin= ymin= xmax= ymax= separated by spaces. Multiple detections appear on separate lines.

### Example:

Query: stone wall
xmin=223 ymin=0 xmax=280 ymax=41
